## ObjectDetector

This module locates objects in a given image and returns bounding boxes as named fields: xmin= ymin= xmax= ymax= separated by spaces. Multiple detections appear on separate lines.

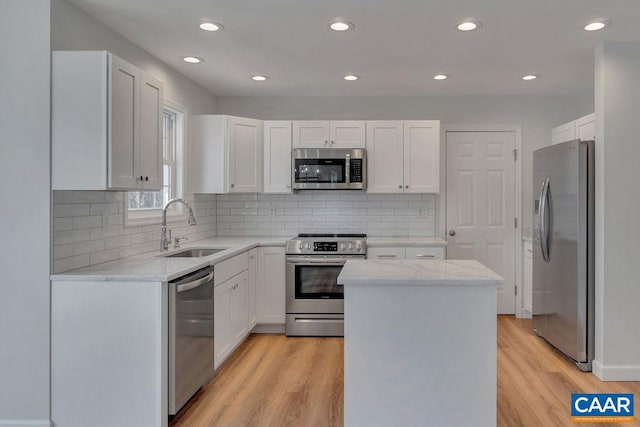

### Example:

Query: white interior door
xmin=446 ymin=131 xmax=516 ymax=314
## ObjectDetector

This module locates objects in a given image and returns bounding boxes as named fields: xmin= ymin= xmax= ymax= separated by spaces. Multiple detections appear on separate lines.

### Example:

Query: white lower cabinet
xmin=523 ymin=241 xmax=533 ymax=317
xmin=367 ymin=246 xmax=446 ymax=260
xmin=257 ymin=246 xmax=286 ymax=324
xmin=248 ymin=248 xmax=258 ymax=329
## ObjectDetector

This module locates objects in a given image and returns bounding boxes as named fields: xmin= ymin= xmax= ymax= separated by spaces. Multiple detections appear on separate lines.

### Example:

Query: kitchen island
xmin=338 ymin=259 xmax=503 ymax=427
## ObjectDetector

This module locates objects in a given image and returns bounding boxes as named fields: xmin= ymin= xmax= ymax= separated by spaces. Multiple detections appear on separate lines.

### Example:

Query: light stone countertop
xmin=50 ymin=236 xmax=291 ymax=283
xmin=338 ymin=259 xmax=503 ymax=286
xmin=50 ymin=235 xmax=448 ymax=283
xmin=366 ymin=236 xmax=447 ymax=247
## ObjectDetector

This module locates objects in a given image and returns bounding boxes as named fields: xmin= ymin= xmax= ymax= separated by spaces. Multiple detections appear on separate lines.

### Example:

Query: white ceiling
xmin=67 ymin=0 xmax=640 ymax=97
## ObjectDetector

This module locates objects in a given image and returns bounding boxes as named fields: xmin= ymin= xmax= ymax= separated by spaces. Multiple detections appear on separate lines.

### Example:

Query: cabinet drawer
xmin=405 ymin=246 xmax=445 ymax=260
xmin=215 ymin=252 xmax=249 ymax=286
xmin=366 ymin=247 xmax=405 ymax=260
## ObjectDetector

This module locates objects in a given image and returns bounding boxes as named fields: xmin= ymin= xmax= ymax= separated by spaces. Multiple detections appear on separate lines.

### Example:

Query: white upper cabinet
xmin=366 ymin=121 xmax=404 ymax=193
xmin=292 ymin=121 xmax=365 ymax=148
xmin=189 ymin=115 xmax=263 ymax=193
xmin=366 ymin=120 xmax=440 ymax=194
xmin=552 ymin=113 xmax=595 ymax=145
xmin=263 ymin=121 xmax=292 ymax=193
xmin=403 ymin=121 xmax=440 ymax=193
xmin=52 ymin=51 xmax=163 ymax=191
xmin=575 ymin=113 xmax=596 ymax=142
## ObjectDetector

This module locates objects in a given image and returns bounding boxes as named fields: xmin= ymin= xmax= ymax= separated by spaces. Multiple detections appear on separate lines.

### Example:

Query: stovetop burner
xmin=297 ymin=233 xmax=366 ymax=238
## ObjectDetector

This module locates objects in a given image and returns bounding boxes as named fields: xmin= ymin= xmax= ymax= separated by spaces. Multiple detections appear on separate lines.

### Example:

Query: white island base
xmin=338 ymin=259 xmax=503 ymax=427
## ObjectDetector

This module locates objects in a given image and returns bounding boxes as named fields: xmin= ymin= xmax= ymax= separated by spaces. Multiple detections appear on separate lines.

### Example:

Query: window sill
xmin=125 ymin=209 xmax=186 ymax=227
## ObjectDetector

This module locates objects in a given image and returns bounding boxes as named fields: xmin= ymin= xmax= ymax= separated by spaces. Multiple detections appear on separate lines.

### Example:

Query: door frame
xmin=439 ymin=125 xmax=523 ymax=317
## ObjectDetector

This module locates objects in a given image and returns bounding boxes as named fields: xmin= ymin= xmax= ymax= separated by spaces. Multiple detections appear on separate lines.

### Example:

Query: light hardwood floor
xmin=171 ymin=317 xmax=640 ymax=427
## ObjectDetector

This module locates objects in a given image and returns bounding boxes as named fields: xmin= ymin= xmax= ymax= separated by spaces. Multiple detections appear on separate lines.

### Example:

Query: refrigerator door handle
xmin=539 ymin=178 xmax=550 ymax=262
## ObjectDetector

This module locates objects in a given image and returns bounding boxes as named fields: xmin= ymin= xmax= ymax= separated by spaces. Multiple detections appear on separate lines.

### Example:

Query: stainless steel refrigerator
xmin=532 ymin=139 xmax=594 ymax=371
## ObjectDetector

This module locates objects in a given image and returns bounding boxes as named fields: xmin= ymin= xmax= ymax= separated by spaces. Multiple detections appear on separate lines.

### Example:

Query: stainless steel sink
xmin=164 ymin=248 xmax=227 ymax=258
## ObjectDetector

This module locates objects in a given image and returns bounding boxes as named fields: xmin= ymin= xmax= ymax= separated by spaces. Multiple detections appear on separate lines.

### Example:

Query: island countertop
xmin=338 ymin=259 xmax=504 ymax=287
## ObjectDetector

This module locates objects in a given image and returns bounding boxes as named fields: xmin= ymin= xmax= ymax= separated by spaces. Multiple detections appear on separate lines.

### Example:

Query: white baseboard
xmin=592 ymin=359 xmax=640 ymax=381
xmin=0 ymin=420 xmax=51 ymax=427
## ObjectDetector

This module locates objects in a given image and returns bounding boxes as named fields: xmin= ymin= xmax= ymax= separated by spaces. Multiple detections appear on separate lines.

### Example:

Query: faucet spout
xmin=161 ymin=198 xmax=197 ymax=251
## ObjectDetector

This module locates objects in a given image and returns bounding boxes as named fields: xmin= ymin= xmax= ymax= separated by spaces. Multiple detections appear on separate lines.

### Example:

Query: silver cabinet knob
xmin=324 ymin=140 xmax=329 ymax=145
xmin=398 ymin=185 xmax=402 ymax=189
xmin=449 ymin=230 xmax=456 ymax=236
xmin=405 ymin=185 xmax=409 ymax=189
xmin=230 ymin=183 xmax=235 ymax=188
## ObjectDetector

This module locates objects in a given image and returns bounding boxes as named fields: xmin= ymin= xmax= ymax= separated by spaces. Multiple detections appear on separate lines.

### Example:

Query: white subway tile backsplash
xmin=53 ymin=190 xmax=435 ymax=273
xmin=53 ymin=191 xmax=217 ymax=273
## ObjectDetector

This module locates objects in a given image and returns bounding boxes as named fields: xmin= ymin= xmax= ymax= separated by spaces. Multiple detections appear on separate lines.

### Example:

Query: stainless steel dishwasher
xmin=168 ymin=266 xmax=215 ymax=415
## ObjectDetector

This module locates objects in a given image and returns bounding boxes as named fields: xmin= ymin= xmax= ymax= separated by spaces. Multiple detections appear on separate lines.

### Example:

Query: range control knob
xmin=356 ymin=243 xmax=362 ymax=252
xmin=298 ymin=242 xmax=304 ymax=250
xmin=340 ymin=243 xmax=346 ymax=250
xmin=348 ymin=243 xmax=354 ymax=250
xmin=306 ymin=243 xmax=312 ymax=249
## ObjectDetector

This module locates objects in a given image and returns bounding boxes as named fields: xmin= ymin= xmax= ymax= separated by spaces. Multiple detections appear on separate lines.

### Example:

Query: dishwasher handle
xmin=174 ymin=269 xmax=214 ymax=293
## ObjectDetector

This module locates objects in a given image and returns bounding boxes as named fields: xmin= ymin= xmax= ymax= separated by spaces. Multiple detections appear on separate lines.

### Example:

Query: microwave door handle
xmin=345 ymin=156 xmax=350 ymax=186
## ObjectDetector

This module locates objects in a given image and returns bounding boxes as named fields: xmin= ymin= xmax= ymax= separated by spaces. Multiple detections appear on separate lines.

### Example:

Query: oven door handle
xmin=286 ymin=257 xmax=354 ymax=264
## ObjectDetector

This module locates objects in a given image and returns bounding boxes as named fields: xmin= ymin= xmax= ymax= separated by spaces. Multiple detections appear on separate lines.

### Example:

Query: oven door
xmin=286 ymin=257 xmax=347 ymax=314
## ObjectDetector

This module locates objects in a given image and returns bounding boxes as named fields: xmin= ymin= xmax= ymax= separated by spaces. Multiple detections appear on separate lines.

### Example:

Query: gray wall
xmin=594 ymin=43 xmax=640 ymax=380
xmin=0 ymin=1 xmax=51 ymax=425
xmin=51 ymin=0 xmax=217 ymax=115
xmin=216 ymin=95 xmax=586 ymax=235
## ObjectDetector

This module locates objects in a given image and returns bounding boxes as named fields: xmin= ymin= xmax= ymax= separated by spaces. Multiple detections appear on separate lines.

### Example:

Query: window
xmin=126 ymin=103 xmax=185 ymax=225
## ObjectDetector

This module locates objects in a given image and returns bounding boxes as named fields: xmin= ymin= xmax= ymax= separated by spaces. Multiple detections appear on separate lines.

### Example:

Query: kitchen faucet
xmin=161 ymin=198 xmax=197 ymax=251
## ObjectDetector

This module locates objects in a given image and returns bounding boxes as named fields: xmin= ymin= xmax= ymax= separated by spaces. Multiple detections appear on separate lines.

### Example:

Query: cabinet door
xmin=109 ymin=55 xmax=139 ymax=189
xmin=264 ymin=121 xmax=292 ymax=193
xmin=405 ymin=246 xmax=445 ymax=260
xmin=404 ymin=121 xmax=440 ymax=193
xmin=257 ymin=246 xmax=286 ymax=324
xmin=366 ymin=121 xmax=404 ymax=193
xmin=248 ymin=249 xmax=258 ymax=329
xmin=292 ymin=121 xmax=330 ymax=148
xmin=551 ymin=121 xmax=576 ymax=145
xmin=137 ymin=71 xmax=163 ymax=190
xmin=575 ymin=113 xmax=595 ymax=142
xmin=228 ymin=117 xmax=263 ymax=193
xmin=330 ymin=121 xmax=365 ymax=148
xmin=214 ymin=280 xmax=232 ymax=369
xmin=366 ymin=247 xmax=405 ymax=260
xmin=229 ymin=271 xmax=249 ymax=344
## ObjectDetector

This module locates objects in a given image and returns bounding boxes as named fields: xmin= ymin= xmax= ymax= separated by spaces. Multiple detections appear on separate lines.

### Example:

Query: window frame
xmin=124 ymin=100 xmax=187 ymax=226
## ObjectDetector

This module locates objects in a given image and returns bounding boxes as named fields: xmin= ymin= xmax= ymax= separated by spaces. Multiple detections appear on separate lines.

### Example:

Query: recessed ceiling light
xmin=584 ymin=20 xmax=610 ymax=31
xmin=343 ymin=74 xmax=359 ymax=81
xmin=329 ymin=21 xmax=354 ymax=32
xmin=251 ymin=75 xmax=269 ymax=81
xmin=433 ymin=74 xmax=449 ymax=80
xmin=182 ymin=56 xmax=204 ymax=64
xmin=522 ymin=74 xmax=538 ymax=81
xmin=199 ymin=22 xmax=223 ymax=32
xmin=457 ymin=19 xmax=482 ymax=31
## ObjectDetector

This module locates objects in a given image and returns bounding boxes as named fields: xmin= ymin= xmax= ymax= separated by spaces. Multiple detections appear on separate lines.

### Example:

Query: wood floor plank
xmin=171 ymin=317 xmax=639 ymax=427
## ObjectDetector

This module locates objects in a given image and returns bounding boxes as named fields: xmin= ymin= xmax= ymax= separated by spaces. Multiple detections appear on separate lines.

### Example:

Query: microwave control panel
xmin=350 ymin=159 xmax=363 ymax=183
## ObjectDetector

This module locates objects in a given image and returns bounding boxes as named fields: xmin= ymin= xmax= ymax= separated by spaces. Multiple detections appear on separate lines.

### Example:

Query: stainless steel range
xmin=285 ymin=233 xmax=366 ymax=336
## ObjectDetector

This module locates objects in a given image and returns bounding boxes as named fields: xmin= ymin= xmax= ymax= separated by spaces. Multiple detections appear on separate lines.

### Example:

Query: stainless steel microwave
xmin=292 ymin=148 xmax=366 ymax=190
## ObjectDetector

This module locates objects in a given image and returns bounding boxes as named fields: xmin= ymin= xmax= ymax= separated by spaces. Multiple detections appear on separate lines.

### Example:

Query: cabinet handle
xmin=230 ymin=183 xmax=235 ymax=188
xmin=398 ymin=185 xmax=402 ymax=189
xmin=145 ymin=176 xmax=149 ymax=181
xmin=405 ymin=185 xmax=409 ymax=189
xmin=378 ymin=254 xmax=397 ymax=258
xmin=415 ymin=254 xmax=435 ymax=258
xmin=324 ymin=140 xmax=328 ymax=145
xmin=331 ymin=140 xmax=335 ymax=145
xmin=139 ymin=176 xmax=144 ymax=181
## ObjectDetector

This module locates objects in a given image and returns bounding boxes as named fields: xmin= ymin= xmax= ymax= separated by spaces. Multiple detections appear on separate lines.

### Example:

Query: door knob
xmin=449 ymin=230 xmax=456 ymax=236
